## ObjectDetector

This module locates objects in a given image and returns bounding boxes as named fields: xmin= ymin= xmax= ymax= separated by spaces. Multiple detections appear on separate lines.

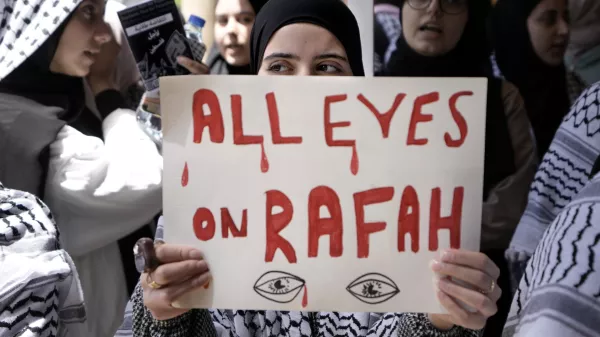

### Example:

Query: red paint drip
xmin=203 ymin=281 xmax=210 ymax=289
xmin=260 ymin=143 xmax=270 ymax=173
xmin=350 ymin=145 xmax=359 ymax=175
xmin=301 ymin=285 xmax=308 ymax=308
xmin=181 ymin=162 xmax=189 ymax=187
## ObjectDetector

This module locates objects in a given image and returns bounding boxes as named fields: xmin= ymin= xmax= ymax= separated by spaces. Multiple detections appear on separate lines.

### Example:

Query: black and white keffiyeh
xmin=0 ymin=183 xmax=86 ymax=337
xmin=0 ymin=0 xmax=83 ymax=81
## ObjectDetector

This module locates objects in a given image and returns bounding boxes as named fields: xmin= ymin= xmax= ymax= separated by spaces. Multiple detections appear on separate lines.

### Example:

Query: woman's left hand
xmin=428 ymin=249 xmax=502 ymax=331
xmin=177 ymin=56 xmax=209 ymax=75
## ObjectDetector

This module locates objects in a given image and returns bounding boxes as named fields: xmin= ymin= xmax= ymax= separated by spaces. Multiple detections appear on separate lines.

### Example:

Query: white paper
xmin=161 ymin=75 xmax=487 ymax=313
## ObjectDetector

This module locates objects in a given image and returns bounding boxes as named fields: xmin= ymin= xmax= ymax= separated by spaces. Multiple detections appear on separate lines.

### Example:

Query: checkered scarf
xmin=0 ymin=182 xmax=87 ymax=337
xmin=0 ymin=0 xmax=83 ymax=81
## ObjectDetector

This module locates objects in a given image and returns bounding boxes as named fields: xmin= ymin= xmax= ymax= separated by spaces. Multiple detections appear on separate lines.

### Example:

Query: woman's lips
xmin=418 ymin=22 xmax=443 ymax=38
xmin=549 ymin=43 xmax=567 ymax=54
xmin=419 ymin=25 xmax=443 ymax=38
xmin=83 ymin=50 xmax=98 ymax=63
xmin=225 ymin=45 xmax=244 ymax=55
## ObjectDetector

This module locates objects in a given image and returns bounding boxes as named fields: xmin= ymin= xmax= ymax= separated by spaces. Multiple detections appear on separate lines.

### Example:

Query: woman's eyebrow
xmin=314 ymin=53 xmax=348 ymax=62
xmin=215 ymin=11 xmax=254 ymax=17
xmin=263 ymin=52 xmax=300 ymax=61
xmin=538 ymin=8 xmax=559 ymax=16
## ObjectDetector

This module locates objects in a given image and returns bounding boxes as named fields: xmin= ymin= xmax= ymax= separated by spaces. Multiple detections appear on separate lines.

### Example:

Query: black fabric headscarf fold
xmin=0 ymin=15 xmax=85 ymax=123
xmin=249 ymin=0 xmax=365 ymax=76
xmin=386 ymin=0 xmax=493 ymax=77
xmin=0 ymin=12 xmax=85 ymax=196
xmin=386 ymin=0 xmax=516 ymax=200
xmin=207 ymin=0 xmax=269 ymax=75
xmin=491 ymin=0 xmax=570 ymax=158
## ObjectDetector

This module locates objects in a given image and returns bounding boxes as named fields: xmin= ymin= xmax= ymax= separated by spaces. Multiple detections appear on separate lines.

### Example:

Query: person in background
xmin=490 ymin=0 xmax=587 ymax=159
xmin=116 ymin=0 xmax=502 ymax=336
xmin=565 ymin=0 xmax=600 ymax=86
xmin=83 ymin=0 xmax=156 ymax=297
xmin=205 ymin=0 xmax=268 ymax=74
xmin=0 ymin=182 xmax=86 ymax=337
xmin=0 ymin=0 xmax=168 ymax=334
xmin=373 ymin=0 xmax=401 ymax=75
xmin=384 ymin=0 xmax=537 ymax=335
xmin=502 ymin=162 xmax=600 ymax=336
xmin=84 ymin=0 xmax=144 ymax=114
xmin=506 ymin=81 xmax=600 ymax=291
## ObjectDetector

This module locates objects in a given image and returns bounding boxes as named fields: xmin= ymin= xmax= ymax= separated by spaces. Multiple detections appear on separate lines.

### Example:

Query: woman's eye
xmin=539 ymin=12 xmax=558 ymax=26
xmin=267 ymin=63 xmax=290 ymax=73
xmin=217 ymin=17 xmax=228 ymax=26
xmin=82 ymin=6 xmax=95 ymax=20
xmin=239 ymin=15 xmax=254 ymax=25
xmin=317 ymin=64 xmax=341 ymax=73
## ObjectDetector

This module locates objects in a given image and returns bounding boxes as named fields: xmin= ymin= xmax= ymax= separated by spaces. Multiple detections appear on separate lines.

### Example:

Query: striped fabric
xmin=502 ymin=173 xmax=600 ymax=337
xmin=506 ymin=81 xmax=600 ymax=290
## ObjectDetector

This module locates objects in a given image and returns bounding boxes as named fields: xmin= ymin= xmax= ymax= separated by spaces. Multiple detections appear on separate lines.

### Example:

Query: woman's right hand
xmin=177 ymin=56 xmax=210 ymax=75
xmin=139 ymin=242 xmax=211 ymax=321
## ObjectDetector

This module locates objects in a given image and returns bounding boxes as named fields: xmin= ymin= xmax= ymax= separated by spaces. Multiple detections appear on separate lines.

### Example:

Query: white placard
xmin=161 ymin=75 xmax=487 ymax=313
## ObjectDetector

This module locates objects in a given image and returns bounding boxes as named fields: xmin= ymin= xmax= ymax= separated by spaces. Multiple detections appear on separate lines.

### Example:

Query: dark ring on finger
xmin=134 ymin=238 xmax=161 ymax=273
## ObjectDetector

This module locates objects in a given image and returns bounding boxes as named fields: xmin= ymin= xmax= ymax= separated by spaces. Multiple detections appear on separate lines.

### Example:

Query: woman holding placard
xmin=117 ymin=0 xmax=502 ymax=336
xmin=384 ymin=0 xmax=537 ymax=334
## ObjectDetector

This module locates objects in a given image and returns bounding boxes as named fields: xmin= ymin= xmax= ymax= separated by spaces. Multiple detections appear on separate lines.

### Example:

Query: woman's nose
xmin=426 ymin=0 xmax=442 ymax=15
xmin=557 ymin=17 xmax=569 ymax=37
xmin=226 ymin=18 xmax=240 ymax=35
xmin=95 ymin=21 xmax=113 ymax=45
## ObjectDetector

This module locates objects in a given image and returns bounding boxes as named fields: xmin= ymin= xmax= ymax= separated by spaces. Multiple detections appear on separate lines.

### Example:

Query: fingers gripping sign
xmin=429 ymin=249 xmax=502 ymax=330
xmin=135 ymin=238 xmax=211 ymax=321
xmin=177 ymin=56 xmax=209 ymax=75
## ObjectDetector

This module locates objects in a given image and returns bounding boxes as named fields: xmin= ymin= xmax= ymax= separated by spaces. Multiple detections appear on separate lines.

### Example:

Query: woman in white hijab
xmin=0 ymin=0 xmax=162 ymax=335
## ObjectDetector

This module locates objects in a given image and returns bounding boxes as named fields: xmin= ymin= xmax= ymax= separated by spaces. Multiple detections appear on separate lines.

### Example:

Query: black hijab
xmin=0 ymin=15 xmax=85 ymax=123
xmin=249 ymin=0 xmax=365 ymax=76
xmin=207 ymin=0 xmax=270 ymax=75
xmin=491 ymin=0 xmax=570 ymax=158
xmin=386 ymin=0 xmax=516 ymax=199
xmin=386 ymin=0 xmax=493 ymax=77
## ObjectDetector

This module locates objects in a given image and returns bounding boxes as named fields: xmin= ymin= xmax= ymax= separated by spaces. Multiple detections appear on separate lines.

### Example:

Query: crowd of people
xmin=0 ymin=0 xmax=599 ymax=336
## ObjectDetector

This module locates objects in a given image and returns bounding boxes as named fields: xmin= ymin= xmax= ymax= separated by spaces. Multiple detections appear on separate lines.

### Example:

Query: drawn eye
xmin=253 ymin=271 xmax=305 ymax=303
xmin=346 ymin=273 xmax=400 ymax=304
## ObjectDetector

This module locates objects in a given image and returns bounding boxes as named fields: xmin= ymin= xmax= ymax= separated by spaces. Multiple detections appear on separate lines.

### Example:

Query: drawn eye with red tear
xmin=253 ymin=271 xmax=306 ymax=304
xmin=346 ymin=273 xmax=400 ymax=304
